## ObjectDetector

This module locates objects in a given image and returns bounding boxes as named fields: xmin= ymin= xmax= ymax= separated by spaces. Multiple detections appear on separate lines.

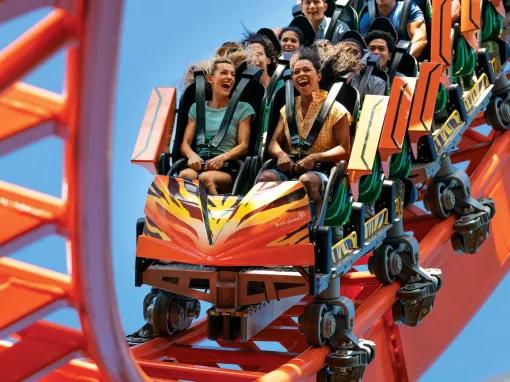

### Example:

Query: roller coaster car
xmin=129 ymin=4 xmax=505 ymax=378
xmin=130 ymin=54 xmax=445 ymax=382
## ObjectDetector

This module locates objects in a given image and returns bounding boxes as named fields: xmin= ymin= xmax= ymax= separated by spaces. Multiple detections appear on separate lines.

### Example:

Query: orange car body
xmin=136 ymin=176 xmax=315 ymax=267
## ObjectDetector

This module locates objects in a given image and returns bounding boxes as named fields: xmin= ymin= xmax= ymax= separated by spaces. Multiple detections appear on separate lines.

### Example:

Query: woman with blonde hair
xmin=179 ymin=56 xmax=255 ymax=195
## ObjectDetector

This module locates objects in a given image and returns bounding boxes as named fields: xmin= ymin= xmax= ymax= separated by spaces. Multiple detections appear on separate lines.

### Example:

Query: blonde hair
xmin=182 ymin=60 xmax=209 ymax=88
xmin=208 ymin=56 xmax=235 ymax=76
xmin=215 ymin=41 xmax=243 ymax=57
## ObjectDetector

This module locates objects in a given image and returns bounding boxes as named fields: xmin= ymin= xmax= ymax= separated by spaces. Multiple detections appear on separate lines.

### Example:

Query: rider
xmin=244 ymin=32 xmax=280 ymax=88
xmin=359 ymin=0 xmax=427 ymax=58
xmin=279 ymin=26 xmax=304 ymax=53
xmin=365 ymin=29 xmax=396 ymax=72
xmin=300 ymin=0 xmax=348 ymax=41
xmin=179 ymin=57 xmax=255 ymax=195
xmin=257 ymin=47 xmax=351 ymax=217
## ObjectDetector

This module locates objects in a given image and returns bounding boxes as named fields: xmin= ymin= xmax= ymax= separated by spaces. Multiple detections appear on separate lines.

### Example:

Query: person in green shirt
xmin=180 ymin=57 xmax=255 ymax=195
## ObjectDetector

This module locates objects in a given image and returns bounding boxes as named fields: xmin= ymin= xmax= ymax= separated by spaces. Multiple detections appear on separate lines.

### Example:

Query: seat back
xmin=336 ymin=82 xmax=361 ymax=140
xmin=289 ymin=15 xmax=316 ymax=46
xmin=327 ymin=3 xmax=360 ymax=43
xmin=387 ymin=40 xmax=416 ymax=82
xmin=398 ymin=54 xmax=418 ymax=77
xmin=238 ymin=69 xmax=266 ymax=156
xmin=171 ymin=71 xmax=211 ymax=164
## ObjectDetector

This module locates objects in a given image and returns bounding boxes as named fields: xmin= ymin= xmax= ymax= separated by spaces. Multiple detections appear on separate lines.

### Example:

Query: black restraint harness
xmin=194 ymin=67 xmax=262 ymax=158
xmin=283 ymin=69 xmax=345 ymax=157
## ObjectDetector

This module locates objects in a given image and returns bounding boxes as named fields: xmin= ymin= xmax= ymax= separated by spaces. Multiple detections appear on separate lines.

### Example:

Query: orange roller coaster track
xmin=0 ymin=1 xmax=509 ymax=382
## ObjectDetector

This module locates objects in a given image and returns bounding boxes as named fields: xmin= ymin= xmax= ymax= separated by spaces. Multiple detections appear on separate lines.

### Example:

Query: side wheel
xmin=148 ymin=292 xmax=172 ymax=336
xmin=424 ymin=181 xmax=455 ymax=218
xmin=368 ymin=245 xmax=402 ymax=285
xmin=142 ymin=290 xmax=157 ymax=321
xmin=147 ymin=292 xmax=200 ymax=336
xmin=479 ymin=197 xmax=496 ymax=218
xmin=299 ymin=303 xmax=327 ymax=347
xmin=485 ymin=97 xmax=510 ymax=131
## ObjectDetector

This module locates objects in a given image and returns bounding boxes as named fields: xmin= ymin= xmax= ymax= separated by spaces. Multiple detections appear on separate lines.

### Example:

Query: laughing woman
xmin=257 ymin=47 xmax=351 ymax=217
xmin=179 ymin=57 xmax=255 ymax=195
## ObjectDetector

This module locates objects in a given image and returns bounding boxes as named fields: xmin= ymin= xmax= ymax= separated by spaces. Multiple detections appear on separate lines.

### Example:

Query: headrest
xmin=368 ymin=16 xmax=399 ymax=43
xmin=324 ymin=0 xmax=339 ymax=18
xmin=257 ymin=28 xmax=282 ymax=56
xmin=289 ymin=15 xmax=316 ymax=46
xmin=340 ymin=30 xmax=368 ymax=50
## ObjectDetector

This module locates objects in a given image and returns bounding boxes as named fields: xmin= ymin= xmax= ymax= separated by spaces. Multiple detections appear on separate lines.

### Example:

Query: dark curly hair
xmin=242 ymin=32 xmax=279 ymax=75
xmin=365 ymin=30 xmax=396 ymax=52
xmin=278 ymin=26 xmax=305 ymax=45
xmin=290 ymin=46 xmax=322 ymax=71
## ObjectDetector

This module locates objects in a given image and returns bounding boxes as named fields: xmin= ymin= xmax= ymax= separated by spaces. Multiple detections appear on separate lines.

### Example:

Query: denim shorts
xmin=266 ymin=168 xmax=329 ymax=193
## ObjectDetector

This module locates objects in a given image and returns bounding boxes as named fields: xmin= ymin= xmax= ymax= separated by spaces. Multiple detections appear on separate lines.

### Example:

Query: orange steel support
xmin=0 ymin=1 xmax=147 ymax=381
xmin=1 ymin=1 xmax=509 ymax=382
xmin=0 ymin=10 xmax=76 ymax=92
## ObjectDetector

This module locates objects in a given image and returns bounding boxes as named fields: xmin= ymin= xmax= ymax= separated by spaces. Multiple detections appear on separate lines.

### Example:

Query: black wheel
xmin=451 ymin=232 xmax=464 ymax=252
xmin=485 ymin=97 xmax=510 ymax=131
xmin=299 ymin=303 xmax=327 ymax=347
xmin=326 ymin=351 xmax=362 ymax=369
xmin=149 ymin=292 xmax=172 ymax=336
xmin=479 ymin=197 xmax=496 ymax=218
xmin=147 ymin=292 xmax=198 ymax=336
xmin=142 ymin=290 xmax=157 ymax=320
xmin=368 ymin=245 xmax=402 ymax=285
xmin=425 ymin=181 xmax=454 ymax=218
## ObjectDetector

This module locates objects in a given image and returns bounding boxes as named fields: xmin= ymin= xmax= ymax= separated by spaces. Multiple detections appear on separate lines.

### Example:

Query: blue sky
xmin=1 ymin=1 xmax=509 ymax=381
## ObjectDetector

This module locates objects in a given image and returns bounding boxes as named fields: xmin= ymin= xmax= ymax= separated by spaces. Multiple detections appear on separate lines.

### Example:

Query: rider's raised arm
xmin=408 ymin=19 xmax=428 ymax=58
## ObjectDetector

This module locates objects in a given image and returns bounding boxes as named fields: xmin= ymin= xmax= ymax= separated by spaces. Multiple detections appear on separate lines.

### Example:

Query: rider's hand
xmin=188 ymin=152 xmax=203 ymax=171
xmin=205 ymin=154 xmax=226 ymax=171
xmin=294 ymin=154 xmax=316 ymax=174
xmin=277 ymin=152 xmax=294 ymax=173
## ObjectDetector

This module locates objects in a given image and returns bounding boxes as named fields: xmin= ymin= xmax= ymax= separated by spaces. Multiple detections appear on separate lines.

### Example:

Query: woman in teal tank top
xmin=180 ymin=57 xmax=255 ymax=195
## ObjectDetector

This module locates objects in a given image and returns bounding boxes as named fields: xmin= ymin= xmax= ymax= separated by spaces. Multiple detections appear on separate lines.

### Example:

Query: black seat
xmin=289 ymin=15 xmax=316 ymax=46
xmin=387 ymin=40 xmax=418 ymax=81
xmin=326 ymin=3 xmax=359 ymax=43
xmin=166 ymin=68 xmax=265 ymax=187
xmin=170 ymin=70 xmax=211 ymax=166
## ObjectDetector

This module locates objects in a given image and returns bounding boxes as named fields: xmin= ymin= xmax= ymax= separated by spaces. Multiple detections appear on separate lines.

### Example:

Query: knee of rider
xmin=299 ymin=173 xmax=321 ymax=198
xmin=298 ymin=173 xmax=314 ymax=187
xmin=198 ymin=171 xmax=213 ymax=186
xmin=179 ymin=168 xmax=195 ymax=179
xmin=257 ymin=170 xmax=278 ymax=183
